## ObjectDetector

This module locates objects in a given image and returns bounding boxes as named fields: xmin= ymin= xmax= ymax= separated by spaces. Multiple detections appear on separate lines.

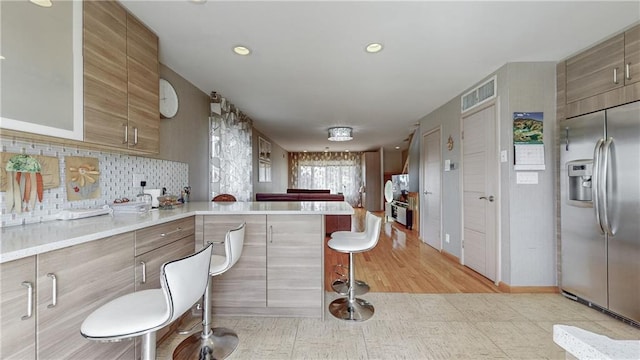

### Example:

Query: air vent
xmin=461 ymin=76 xmax=496 ymax=113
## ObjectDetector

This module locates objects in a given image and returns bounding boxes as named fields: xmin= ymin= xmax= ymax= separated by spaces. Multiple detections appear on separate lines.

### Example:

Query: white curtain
xmin=210 ymin=105 xmax=253 ymax=201
xmin=289 ymin=152 xmax=362 ymax=206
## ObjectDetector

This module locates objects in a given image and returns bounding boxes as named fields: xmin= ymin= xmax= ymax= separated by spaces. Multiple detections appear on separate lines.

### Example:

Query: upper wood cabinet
xmin=625 ymin=24 xmax=640 ymax=86
xmin=83 ymin=0 xmax=159 ymax=154
xmin=127 ymin=14 xmax=160 ymax=154
xmin=565 ymin=33 xmax=625 ymax=104
xmin=564 ymin=23 xmax=640 ymax=118
xmin=83 ymin=0 xmax=129 ymax=149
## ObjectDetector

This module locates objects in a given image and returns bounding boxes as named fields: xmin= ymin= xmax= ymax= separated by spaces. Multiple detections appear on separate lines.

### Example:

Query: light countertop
xmin=1 ymin=201 xmax=353 ymax=263
xmin=553 ymin=324 xmax=640 ymax=360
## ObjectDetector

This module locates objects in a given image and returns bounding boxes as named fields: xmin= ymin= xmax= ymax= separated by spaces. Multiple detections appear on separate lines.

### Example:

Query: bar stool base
xmin=331 ymin=279 xmax=370 ymax=296
xmin=172 ymin=327 xmax=238 ymax=360
xmin=329 ymin=297 xmax=375 ymax=321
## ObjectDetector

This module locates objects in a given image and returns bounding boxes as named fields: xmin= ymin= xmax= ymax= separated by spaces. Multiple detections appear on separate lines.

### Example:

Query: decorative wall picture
xmin=65 ymin=156 xmax=101 ymax=200
xmin=258 ymin=136 xmax=272 ymax=182
xmin=1 ymin=152 xmax=60 ymax=191
xmin=2 ymin=154 xmax=51 ymax=213
xmin=513 ymin=112 xmax=545 ymax=171
xmin=513 ymin=112 xmax=543 ymax=144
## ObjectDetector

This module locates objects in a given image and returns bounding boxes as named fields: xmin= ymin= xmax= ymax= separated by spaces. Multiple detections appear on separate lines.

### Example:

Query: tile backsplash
xmin=1 ymin=138 xmax=188 ymax=227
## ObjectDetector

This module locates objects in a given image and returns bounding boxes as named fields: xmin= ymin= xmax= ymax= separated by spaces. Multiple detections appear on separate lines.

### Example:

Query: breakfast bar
xmin=0 ymin=201 xmax=353 ymax=359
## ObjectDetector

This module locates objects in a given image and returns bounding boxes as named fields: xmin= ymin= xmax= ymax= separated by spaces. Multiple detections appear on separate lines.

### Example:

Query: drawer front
xmin=135 ymin=217 xmax=195 ymax=256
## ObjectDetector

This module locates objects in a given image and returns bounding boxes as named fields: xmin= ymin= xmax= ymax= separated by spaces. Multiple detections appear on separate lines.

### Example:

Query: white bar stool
xmin=330 ymin=215 xmax=376 ymax=296
xmin=80 ymin=243 xmax=213 ymax=360
xmin=327 ymin=211 xmax=382 ymax=321
xmin=173 ymin=222 xmax=246 ymax=360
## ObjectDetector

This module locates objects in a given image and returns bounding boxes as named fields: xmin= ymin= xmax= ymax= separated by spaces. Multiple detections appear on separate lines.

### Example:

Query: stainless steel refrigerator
xmin=561 ymin=101 xmax=640 ymax=325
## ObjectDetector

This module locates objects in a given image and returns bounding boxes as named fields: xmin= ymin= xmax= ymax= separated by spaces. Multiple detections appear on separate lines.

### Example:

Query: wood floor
xmin=324 ymin=208 xmax=500 ymax=293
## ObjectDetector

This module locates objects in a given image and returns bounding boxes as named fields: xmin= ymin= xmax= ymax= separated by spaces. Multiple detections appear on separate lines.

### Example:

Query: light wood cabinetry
xmin=1 ymin=256 xmax=36 ymax=360
xmin=198 ymin=214 xmax=324 ymax=317
xmin=266 ymin=215 xmax=322 ymax=313
xmin=36 ymin=232 xmax=135 ymax=359
xmin=201 ymin=215 xmax=267 ymax=309
xmin=133 ymin=219 xmax=194 ymax=357
xmin=565 ymin=24 xmax=640 ymax=118
xmin=126 ymin=14 xmax=159 ymax=154
xmin=83 ymin=0 xmax=129 ymax=149
xmin=83 ymin=0 xmax=159 ymax=154
xmin=625 ymin=24 xmax=640 ymax=86
xmin=566 ymin=33 xmax=625 ymax=103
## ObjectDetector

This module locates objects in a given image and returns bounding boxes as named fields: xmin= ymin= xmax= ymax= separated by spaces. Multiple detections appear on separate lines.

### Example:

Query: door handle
xmin=424 ymin=191 xmax=432 ymax=195
xmin=601 ymin=137 xmax=614 ymax=236
xmin=479 ymin=195 xmax=494 ymax=202
xmin=47 ymin=273 xmax=57 ymax=308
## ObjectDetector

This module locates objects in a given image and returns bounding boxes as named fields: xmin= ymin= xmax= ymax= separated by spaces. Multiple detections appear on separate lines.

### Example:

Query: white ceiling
xmin=121 ymin=1 xmax=640 ymax=153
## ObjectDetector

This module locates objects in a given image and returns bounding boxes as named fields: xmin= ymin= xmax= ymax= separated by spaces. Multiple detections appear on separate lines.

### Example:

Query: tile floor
xmin=158 ymin=292 xmax=640 ymax=359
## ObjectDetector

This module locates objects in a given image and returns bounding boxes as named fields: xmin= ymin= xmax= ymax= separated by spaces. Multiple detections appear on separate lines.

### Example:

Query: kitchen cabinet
xmin=202 ymin=215 xmax=267 ymax=309
xmin=83 ymin=0 xmax=159 ymax=154
xmin=134 ymin=218 xmax=194 ymax=356
xmin=36 ymin=232 xmax=135 ymax=359
xmin=565 ymin=33 xmax=625 ymax=104
xmin=199 ymin=214 xmax=323 ymax=317
xmin=625 ymin=24 xmax=640 ymax=86
xmin=0 ymin=256 xmax=36 ymax=360
xmin=126 ymin=13 xmax=160 ymax=154
xmin=0 ymin=1 xmax=83 ymax=141
xmin=565 ymin=24 xmax=640 ymax=118
xmin=266 ymin=215 xmax=322 ymax=314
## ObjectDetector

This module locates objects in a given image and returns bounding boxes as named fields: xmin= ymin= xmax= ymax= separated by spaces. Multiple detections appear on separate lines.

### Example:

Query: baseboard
xmin=498 ymin=282 xmax=560 ymax=294
xmin=440 ymin=249 xmax=460 ymax=264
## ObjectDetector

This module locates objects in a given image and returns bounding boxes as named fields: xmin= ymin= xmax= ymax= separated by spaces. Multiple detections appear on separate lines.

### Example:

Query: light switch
xmin=444 ymin=159 xmax=451 ymax=172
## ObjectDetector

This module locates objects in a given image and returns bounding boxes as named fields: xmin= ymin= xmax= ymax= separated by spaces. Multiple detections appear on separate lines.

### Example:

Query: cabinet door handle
xmin=140 ymin=261 xmax=147 ymax=284
xmin=47 ymin=273 xmax=57 ymax=308
xmin=123 ymin=124 xmax=128 ymax=144
xmin=269 ymin=225 xmax=273 ymax=243
xmin=626 ymin=63 xmax=631 ymax=80
xmin=160 ymin=227 xmax=183 ymax=237
xmin=21 ymin=281 xmax=34 ymax=320
xmin=133 ymin=127 xmax=138 ymax=145
xmin=613 ymin=67 xmax=619 ymax=84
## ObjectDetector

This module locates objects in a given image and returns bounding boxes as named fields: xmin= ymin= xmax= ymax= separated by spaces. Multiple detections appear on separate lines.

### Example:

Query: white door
xmin=422 ymin=129 xmax=441 ymax=249
xmin=462 ymin=104 xmax=498 ymax=282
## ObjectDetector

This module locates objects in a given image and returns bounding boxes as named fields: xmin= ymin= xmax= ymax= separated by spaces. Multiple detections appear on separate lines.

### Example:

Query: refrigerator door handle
xmin=601 ymin=137 xmax=614 ymax=236
xmin=592 ymin=138 xmax=605 ymax=234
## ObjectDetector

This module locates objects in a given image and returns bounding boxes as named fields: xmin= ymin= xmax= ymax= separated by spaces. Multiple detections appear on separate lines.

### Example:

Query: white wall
xmin=417 ymin=62 xmax=557 ymax=287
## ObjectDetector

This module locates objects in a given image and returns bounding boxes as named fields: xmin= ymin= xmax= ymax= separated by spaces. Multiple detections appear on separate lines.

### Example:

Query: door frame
xmin=420 ymin=126 xmax=443 ymax=249
xmin=459 ymin=98 xmax=502 ymax=284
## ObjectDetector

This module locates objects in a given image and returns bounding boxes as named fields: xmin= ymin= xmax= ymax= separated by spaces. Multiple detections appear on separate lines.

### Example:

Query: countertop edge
xmin=1 ymin=201 xmax=354 ymax=263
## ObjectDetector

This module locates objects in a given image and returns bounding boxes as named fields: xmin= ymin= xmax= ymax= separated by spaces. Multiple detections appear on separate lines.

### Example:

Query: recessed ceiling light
xmin=395 ymin=146 xmax=400 ymax=150
xmin=365 ymin=43 xmax=383 ymax=53
xmin=233 ymin=46 xmax=251 ymax=56
xmin=29 ymin=0 xmax=52 ymax=7
xmin=344 ymin=150 xmax=350 ymax=152
xmin=189 ymin=0 xmax=207 ymax=3
xmin=0 ymin=55 xmax=5 ymax=60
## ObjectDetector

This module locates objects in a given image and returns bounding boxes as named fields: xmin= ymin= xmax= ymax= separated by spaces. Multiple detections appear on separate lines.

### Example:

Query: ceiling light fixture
xmin=0 ymin=55 xmax=5 ymax=60
xmin=365 ymin=43 xmax=383 ymax=53
xmin=328 ymin=127 xmax=353 ymax=141
xmin=189 ymin=0 xmax=207 ymax=3
xmin=29 ymin=0 xmax=52 ymax=7
xmin=233 ymin=46 xmax=251 ymax=56
xmin=395 ymin=146 xmax=400 ymax=150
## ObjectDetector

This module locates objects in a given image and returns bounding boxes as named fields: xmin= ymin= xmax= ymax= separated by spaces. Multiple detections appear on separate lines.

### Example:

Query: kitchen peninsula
xmin=0 ymin=201 xmax=352 ymax=359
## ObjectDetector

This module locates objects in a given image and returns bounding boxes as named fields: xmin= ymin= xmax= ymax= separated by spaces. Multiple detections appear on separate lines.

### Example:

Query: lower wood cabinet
xmin=198 ymin=214 xmax=324 ymax=317
xmin=203 ymin=215 xmax=267 ymax=309
xmin=133 ymin=218 xmax=196 ymax=358
xmin=266 ymin=214 xmax=322 ymax=312
xmin=1 ymin=256 xmax=36 ymax=360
